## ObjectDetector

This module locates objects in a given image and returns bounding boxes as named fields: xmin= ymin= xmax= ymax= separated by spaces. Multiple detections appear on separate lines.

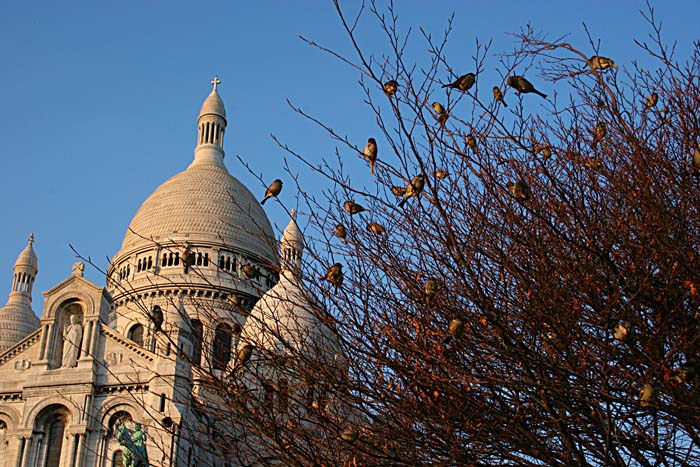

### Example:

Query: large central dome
xmin=119 ymin=162 xmax=275 ymax=260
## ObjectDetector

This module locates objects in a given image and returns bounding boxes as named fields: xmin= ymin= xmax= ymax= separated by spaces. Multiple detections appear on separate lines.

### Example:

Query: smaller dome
xmin=198 ymin=90 xmax=226 ymax=122
xmin=240 ymin=272 xmax=339 ymax=359
xmin=14 ymin=234 xmax=38 ymax=271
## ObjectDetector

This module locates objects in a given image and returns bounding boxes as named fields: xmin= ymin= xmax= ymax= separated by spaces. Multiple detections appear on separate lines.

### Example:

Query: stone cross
xmin=211 ymin=76 xmax=221 ymax=91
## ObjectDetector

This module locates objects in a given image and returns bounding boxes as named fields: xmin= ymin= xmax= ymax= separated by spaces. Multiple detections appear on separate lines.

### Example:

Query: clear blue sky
xmin=1 ymin=1 xmax=698 ymax=313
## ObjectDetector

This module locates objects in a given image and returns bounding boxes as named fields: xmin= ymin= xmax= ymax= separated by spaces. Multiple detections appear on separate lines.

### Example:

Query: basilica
xmin=0 ymin=79 xmax=333 ymax=467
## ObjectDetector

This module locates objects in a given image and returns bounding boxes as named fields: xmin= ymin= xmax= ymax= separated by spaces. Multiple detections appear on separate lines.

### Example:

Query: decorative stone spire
xmin=280 ymin=210 xmax=304 ymax=276
xmin=193 ymin=76 xmax=227 ymax=167
xmin=0 ymin=234 xmax=40 ymax=353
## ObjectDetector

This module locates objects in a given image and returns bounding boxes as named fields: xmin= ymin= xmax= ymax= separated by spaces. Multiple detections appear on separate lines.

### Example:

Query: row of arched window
xmin=136 ymin=256 xmax=153 ymax=272
xmin=199 ymin=121 xmax=224 ymax=146
xmin=12 ymin=271 xmax=35 ymax=293
xmin=118 ymin=264 xmax=131 ymax=281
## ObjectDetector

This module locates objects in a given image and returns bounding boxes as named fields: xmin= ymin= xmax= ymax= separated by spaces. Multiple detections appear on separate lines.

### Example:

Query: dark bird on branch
xmin=383 ymin=79 xmax=399 ymax=96
xmin=344 ymin=200 xmax=367 ymax=215
xmin=507 ymin=181 xmax=531 ymax=202
xmin=507 ymin=75 xmax=547 ymax=99
xmin=645 ymin=92 xmax=658 ymax=109
xmin=150 ymin=305 xmax=164 ymax=332
xmin=493 ymin=86 xmax=507 ymax=107
xmin=363 ymin=138 xmax=378 ymax=174
xmin=588 ymin=55 xmax=618 ymax=70
xmin=432 ymin=102 xmax=449 ymax=124
xmin=398 ymin=174 xmax=425 ymax=207
xmin=334 ymin=223 xmax=347 ymax=239
xmin=261 ymin=179 xmax=283 ymax=205
xmin=442 ymin=73 xmax=476 ymax=92
xmin=323 ymin=263 xmax=344 ymax=292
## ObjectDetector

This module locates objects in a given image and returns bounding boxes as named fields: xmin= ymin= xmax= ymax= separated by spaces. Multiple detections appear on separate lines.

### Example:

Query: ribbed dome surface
xmin=199 ymin=90 xmax=226 ymax=120
xmin=119 ymin=162 xmax=275 ymax=261
xmin=14 ymin=237 xmax=37 ymax=270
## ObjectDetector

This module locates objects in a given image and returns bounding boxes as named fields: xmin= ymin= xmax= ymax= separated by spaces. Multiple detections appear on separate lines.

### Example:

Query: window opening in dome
xmin=204 ymin=253 xmax=209 ymax=267
xmin=212 ymin=324 xmax=232 ymax=371
xmin=174 ymin=253 xmax=180 ymax=266
xmin=191 ymin=320 xmax=203 ymax=365
xmin=128 ymin=324 xmax=144 ymax=347
xmin=147 ymin=256 xmax=152 ymax=269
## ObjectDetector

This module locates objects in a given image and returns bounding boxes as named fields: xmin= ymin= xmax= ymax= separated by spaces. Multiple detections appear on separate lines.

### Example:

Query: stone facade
xmin=0 ymin=79 xmax=284 ymax=467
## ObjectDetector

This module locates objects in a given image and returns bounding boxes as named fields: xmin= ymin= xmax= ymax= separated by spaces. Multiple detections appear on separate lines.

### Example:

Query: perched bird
xmin=390 ymin=185 xmax=406 ymax=197
xmin=363 ymin=137 xmax=378 ymax=174
xmin=583 ymin=157 xmax=602 ymax=170
xmin=432 ymin=102 xmax=448 ymax=124
xmin=367 ymin=222 xmax=386 ymax=235
xmin=323 ymin=263 xmax=344 ymax=291
xmin=340 ymin=426 xmax=359 ymax=443
xmin=493 ymin=86 xmax=508 ymax=107
xmin=334 ymin=223 xmax=347 ymax=239
xmin=261 ymin=179 xmax=283 ymax=205
xmin=465 ymin=134 xmax=478 ymax=153
xmin=692 ymin=146 xmax=700 ymax=177
xmin=398 ymin=174 xmax=426 ymax=207
xmin=242 ymin=264 xmax=260 ymax=279
xmin=442 ymin=72 xmax=476 ymax=92
xmin=638 ymin=383 xmax=656 ymax=408
xmin=383 ymin=79 xmax=399 ymax=96
xmin=236 ymin=344 xmax=253 ymax=367
xmin=182 ymin=246 xmax=195 ymax=274
xmin=533 ymin=144 xmax=552 ymax=161
xmin=613 ymin=321 xmax=633 ymax=342
xmin=434 ymin=170 xmax=449 ymax=180
xmin=150 ymin=305 xmax=164 ymax=332
xmin=645 ymin=92 xmax=658 ymax=109
xmin=425 ymin=278 xmax=438 ymax=306
xmin=445 ymin=317 xmax=465 ymax=343
xmin=344 ymin=200 xmax=367 ymax=215
xmin=588 ymin=55 xmax=618 ymax=71
xmin=507 ymin=181 xmax=531 ymax=202
xmin=507 ymin=76 xmax=547 ymax=99
xmin=592 ymin=122 xmax=607 ymax=148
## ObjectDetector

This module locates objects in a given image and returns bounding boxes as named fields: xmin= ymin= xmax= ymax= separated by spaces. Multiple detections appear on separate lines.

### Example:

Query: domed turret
xmin=108 ymin=78 xmax=276 ymax=342
xmin=0 ymin=234 xmax=41 ymax=353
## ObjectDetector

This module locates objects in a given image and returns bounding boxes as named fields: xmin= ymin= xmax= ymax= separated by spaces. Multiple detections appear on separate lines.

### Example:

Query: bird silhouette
xmin=364 ymin=138 xmax=378 ymax=174
xmin=592 ymin=123 xmax=607 ymax=148
xmin=334 ymin=223 xmax=347 ymax=239
xmin=150 ymin=305 xmax=164 ymax=332
xmin=507 ymin=76 xmax=547 ymax=99
xmin=588 ymin=55 xmax=618 ymax=71
xmin=182 ymin=246 xmax=195 ymax=274
xmin=465 ymin=134 xmax=478 ymax=153
xmin=638 ymin=383 xmax=656 ymax=408
xmin=344 ymin=200 xmax=367 ymax=215
xmin=493 ymin=86 xmax=507 ymax=107
xmin=443 ymin=317 xmax=465 ymax=343
xmin=367 ymin=222 xmax=386 ymax=235
xmin=613 ymin=321 xmax=633 ymax=342
xmin=645 ymin=92 xmax=658 ymax=109
xmin=261 ymin=179 xmax=283 ymax=205
xmin=442 ymin=73 xmax=476 ymax=92
xmin=323 ymin=263 xmax=344 ymax=292
xmin=383 ymin=79 xmax=399 ymax=96
xmin=432 ymin=102 xmax=448 ymax=124
xmin=424 ymin=278 xmax=438 ymax=306
xmin=398 ymin=174 xmax=425 ymax=207
xmin=507 ymin=181 xmax=531 ymax=202
xmin=434 ymin=170 xmax=449 ymax=180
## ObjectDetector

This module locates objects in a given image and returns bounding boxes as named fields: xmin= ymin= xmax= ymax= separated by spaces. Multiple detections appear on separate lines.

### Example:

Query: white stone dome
xmin=118 ymin=162 xmax=275 ymax=261
xmin=14 ymin=234 xmax=38 ymax=271
xmin=240 ymin=270 xmax=339 ymax=358
xmin=199 ymin=90 xmax=226 ymax=121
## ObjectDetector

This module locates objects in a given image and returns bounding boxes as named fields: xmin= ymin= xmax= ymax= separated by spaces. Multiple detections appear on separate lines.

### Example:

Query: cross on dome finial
xmin=290 ymin=209 xmax=296 ymax=219
xmin=28 ymin=233 xmax=34 ymax=246
xmin=211 ymin=76 xmax=221 ymax=92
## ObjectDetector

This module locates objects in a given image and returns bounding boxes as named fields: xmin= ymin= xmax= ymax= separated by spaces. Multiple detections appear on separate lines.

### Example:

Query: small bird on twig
xmin=465 ymin=134 xmax=478 ymax=153
xmin=444 ymin=317 xmax=465 ymax=343
xmin=507 ymin=76 xmax=547 ymax=99
xmin=344 ymin=200 xmax=367 ymax=215
xmin=323 ymin=263 xmax=344 ymax=292
xmin=390 ymin=185 xmax=406 ymax=197
xmin=367 ymin=222 xmax=386 ymax=235
xmin=150 ymin=305 xmax=164 ymax=332
xmin=425 ymin=278 xmax=438 ymax=306
xmin=442 ymin=73 xmax=476 ymax=92
xmin=592 ymin=122 xmax=607 ymax=148
xmin=182 ymin=246 xmax=195 ymax=274
xmin=334 ymin=223 xmax=347 ymax=240
xmin=692 ymin=146 xmax=700 ymax=177
xmin=398 ymin=174 xmax=425 ymax=207
xmin=434 ymin=170 xmax=449 ymax=180
xmin=507 ymin=181 xmax=531 ymax=202
xmin=363 ymin=138 xmax=378 ymax=174
xmin=432 ymin=102 xmax=448 ymax=124
xmin=493 ymin=86 xmax=507 ymax=107
xmin=645 ymin=92 xmax=658 ymax=109
xmin=261 ymin=179 xmax=283 ymax=205
xmin=383 ymin=79 xmax=399 ymax=96
xmin=588 ymin=55 xmax=618 ymax=71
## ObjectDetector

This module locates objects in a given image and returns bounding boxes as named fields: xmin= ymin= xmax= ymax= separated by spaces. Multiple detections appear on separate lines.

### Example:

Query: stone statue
xmin=116 ymin=422 xmax=149 ymax=467
xmin=61 ymin=314 xmax=83 ymax=368
xmin=72 ymin=261 xmax=85 ymax=277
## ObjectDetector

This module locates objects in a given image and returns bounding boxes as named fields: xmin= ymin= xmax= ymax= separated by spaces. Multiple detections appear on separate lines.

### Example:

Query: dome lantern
xmin=281 ymin=210 xmax=303 ymax=277
xmin=193 ymin=76 xmax=227 ymax=167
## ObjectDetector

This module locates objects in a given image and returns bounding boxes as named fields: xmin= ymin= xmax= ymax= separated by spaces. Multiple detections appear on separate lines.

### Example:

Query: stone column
xmin=80 ymin=321 xmax=92 ymax=358
xmin=20 ymin=435 xmax=32 ymax=467
xmin=13 ymin=436 xmax=26 ymax=467
xmin=74 ymin=432 xmax=86 ymax=467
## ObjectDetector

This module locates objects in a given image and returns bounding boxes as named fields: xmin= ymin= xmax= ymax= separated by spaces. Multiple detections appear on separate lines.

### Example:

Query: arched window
xmin=45 ymin=417 xmax=66 ymax=467
xmin=212 ymin=323 xmax=232 ymax=371
xmin=191 ymin=320 xmax=203 ymax=365
xmin=128 ymin=324 xmax=144 ymax=347
xmin=0 ymin=420 xmax=7 ymax=460
xmin=113 ymin=450 xmax=124 ymax=467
